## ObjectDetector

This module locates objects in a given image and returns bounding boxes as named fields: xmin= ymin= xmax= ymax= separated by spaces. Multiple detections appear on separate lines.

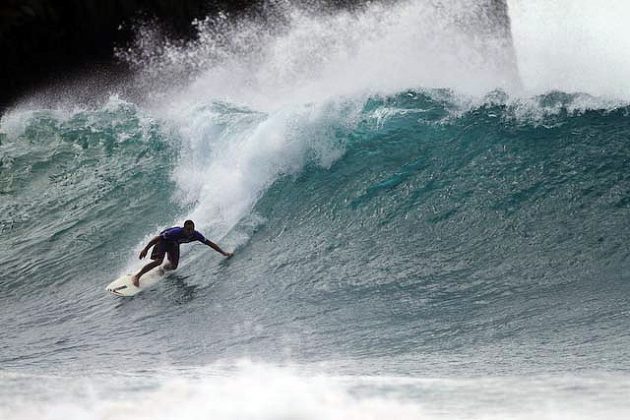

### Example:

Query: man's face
xmin=184 ymin=224 xmax=194 ymax=236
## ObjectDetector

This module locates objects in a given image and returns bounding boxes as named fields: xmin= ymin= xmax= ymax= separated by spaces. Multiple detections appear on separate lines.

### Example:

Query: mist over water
xmin=124 ymin=0 xmax=520 ymax=107
xmin=2 ymin=1 xmax=630 ymax=419
xmin=509 ymin=0 xmax=630 ymax=98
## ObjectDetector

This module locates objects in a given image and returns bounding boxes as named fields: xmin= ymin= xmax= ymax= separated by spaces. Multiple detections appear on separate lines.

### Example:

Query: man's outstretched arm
xmin=139 ymin=236 xmax=161 ymax=259
xmin=204 ymin=239 xmax=233 ymax=257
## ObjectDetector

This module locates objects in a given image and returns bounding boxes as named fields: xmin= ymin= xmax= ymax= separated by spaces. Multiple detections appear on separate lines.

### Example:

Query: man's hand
xmin=139 ymin=248 xmax=148 ymax=259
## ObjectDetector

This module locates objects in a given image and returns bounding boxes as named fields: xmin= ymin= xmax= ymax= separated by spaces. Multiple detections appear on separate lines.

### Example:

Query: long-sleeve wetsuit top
xmin=159 ymin=227 xmax=208 ymax=245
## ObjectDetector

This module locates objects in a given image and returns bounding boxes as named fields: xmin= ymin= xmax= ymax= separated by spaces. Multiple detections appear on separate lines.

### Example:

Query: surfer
xmin=131 ymin=220 xmax=233 ymax=286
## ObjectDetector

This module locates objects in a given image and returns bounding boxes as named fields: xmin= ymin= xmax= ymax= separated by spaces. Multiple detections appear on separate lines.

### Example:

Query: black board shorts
xmin=150 ymin=239 xmax=180 ymax=266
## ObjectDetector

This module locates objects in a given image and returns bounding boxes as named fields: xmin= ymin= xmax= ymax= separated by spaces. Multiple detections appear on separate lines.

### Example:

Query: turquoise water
xmin=2 ymin=1 xmax=630 ymax=418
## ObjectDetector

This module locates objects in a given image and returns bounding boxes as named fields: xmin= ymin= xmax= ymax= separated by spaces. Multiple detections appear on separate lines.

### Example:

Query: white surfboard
xmin=105 ymin=269 xmax=164 ymax=297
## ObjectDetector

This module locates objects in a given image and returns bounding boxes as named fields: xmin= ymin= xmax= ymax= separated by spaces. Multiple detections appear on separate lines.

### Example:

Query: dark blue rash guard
xmin=159 ymin=227 xmax=208 ymax=245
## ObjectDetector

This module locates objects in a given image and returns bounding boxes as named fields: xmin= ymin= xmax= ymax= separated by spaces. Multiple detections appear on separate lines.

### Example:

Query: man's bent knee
xmin=164 ymin=261 xmax=178 ymax=270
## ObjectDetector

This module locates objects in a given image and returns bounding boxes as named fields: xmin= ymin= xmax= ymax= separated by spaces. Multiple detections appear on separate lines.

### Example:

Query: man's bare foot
xmin=131 ymin=275 xmax=140 ymax=287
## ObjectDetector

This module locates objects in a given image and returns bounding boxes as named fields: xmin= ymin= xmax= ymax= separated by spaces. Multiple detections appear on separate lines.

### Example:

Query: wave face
xmin=2 ymin=1 xmax=630 ymax=419
xmin=2 ymin=90 xmax=629 ymax=418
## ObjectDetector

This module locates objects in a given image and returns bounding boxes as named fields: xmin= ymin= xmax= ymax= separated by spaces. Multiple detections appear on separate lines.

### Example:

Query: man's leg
xmin=163 ymin=245 xmax=180 ymax=272
xmin=132 ymin=258 xmax=163 ymax=287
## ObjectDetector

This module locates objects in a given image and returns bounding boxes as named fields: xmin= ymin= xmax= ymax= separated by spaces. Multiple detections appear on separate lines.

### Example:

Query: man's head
xmin=183 ymin=220 xmax=195 ymax=235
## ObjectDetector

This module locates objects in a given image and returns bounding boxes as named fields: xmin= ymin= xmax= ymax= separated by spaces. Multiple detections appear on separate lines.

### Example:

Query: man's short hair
xmin=184 ymin=220 xmax=195 ymax=227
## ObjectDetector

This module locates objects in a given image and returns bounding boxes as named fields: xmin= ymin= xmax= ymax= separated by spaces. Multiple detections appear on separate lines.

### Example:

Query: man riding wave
xmin=132 ymin=219 xmax=232 ymax=287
